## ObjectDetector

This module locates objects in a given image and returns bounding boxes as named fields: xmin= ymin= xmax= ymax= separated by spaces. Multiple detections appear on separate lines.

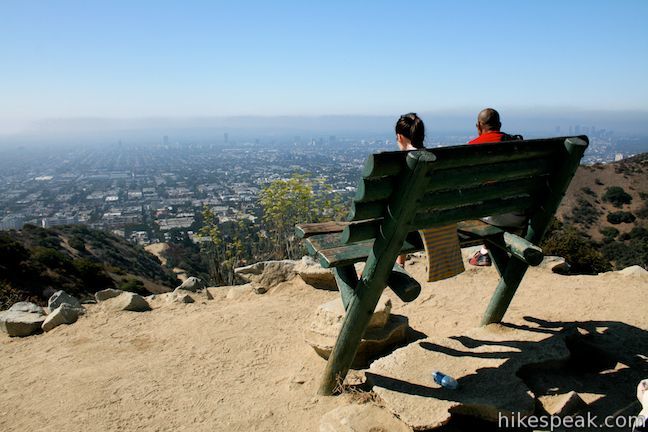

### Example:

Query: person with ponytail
xmin=394 ymin=113 xmax=465 ymax=282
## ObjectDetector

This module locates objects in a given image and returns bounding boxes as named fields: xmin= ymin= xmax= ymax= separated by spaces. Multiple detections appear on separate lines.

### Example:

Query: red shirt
xmin=469 ymin=131 xmax=505 ymax=145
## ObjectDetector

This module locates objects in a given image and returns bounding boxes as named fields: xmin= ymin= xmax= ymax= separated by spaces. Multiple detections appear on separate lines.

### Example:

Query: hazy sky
xmin=2 ymin=0 xmax=648 ymax=124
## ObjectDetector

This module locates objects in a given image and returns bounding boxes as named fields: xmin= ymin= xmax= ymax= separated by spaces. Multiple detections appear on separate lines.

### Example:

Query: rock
xmin=312 ymin=296 xmax=392 ymax=331
xmin=175 ymin=276 xmax=205 ymax=292
xmin=305 ymin=314 xmax=408 ymax=368
xmin=235 ymin=260 xmax=297 ymax=288
xmin=294 ymin=256 xmax=337 ymax=290
xmin=95 ymin=288 xmax=124 ymax=302
xmin=539 ymin=256 xmax=571 ymax=274
xmin=320 ymin=404 xmax=412 ymax=432
xmin=106 ymin=292 xmax=151 ymax=312
xmin=204 ymin=288 xmax=214 ymax=300
xmin=0 ymin=311 xmax=45 ymax=337
xmin=538 ymin=391 xmax=588 ymax=416
xmin=226 ymin=285 xmax=253 ymax=300
xmin=48 ymin=290 xmax=81 ymax=310
xmin=616 ymin=265 xmax=648 ymax=278
xmin=173 ymin=288 xmax=196 ymax=304
xmin=9 ymin=302 xmax=46 ymax=315
xmin=366 ymin=324 xmax=571 ymax=430
xmin=253 ymin=285 xmax=267 ymax=294
xmin=42 ymin=304 xmax=81 ymax=332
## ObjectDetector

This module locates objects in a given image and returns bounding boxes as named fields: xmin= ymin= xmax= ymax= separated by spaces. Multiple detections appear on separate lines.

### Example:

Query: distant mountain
xmin=0 ymin=225 xmax=178 ymax=309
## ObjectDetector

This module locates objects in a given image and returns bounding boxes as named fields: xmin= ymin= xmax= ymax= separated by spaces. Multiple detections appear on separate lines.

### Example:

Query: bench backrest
xmin=342 ymin=136 xmax=589 ymax=245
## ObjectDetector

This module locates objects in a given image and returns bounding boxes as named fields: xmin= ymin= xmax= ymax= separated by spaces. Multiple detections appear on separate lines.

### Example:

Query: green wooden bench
xmin=295 ymin=136 xmax=588 ymax=395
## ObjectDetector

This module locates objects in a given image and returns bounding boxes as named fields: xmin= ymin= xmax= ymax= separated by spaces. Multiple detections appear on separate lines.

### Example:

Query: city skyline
xmin=2 ymin=0 xmax=648 ymax=134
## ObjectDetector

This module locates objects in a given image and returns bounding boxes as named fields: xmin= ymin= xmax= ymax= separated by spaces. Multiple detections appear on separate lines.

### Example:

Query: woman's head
xmin=395 ymin=113 xmax=425 ymax=149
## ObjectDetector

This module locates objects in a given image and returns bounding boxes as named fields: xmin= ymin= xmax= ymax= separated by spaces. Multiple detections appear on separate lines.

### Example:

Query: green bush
xmin=541 ymin=225 xmax=611 ymax=275
xmin=600 ymin=226 xmax=619 ymax=241
xmin=607 ymin=211 xmax=636 ymax=224
xmin=581 ymin=187 xmax=597 ymax=197
xmin=571 ymin=198 xmax=602 ymax=227
xmin=602 ymin=186 xmax=632 ymax=208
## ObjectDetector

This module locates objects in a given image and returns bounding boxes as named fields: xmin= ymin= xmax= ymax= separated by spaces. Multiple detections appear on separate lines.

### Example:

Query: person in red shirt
xmin=467 ymin=108 xmax=527 ymax=266
xmin=469 ymin=108 xmax=506 ymax=144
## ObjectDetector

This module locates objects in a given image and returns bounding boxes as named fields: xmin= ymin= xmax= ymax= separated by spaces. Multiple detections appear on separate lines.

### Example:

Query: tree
xmin=259 ymin=174 xmax=346 ymax=259
xmin=198 ymin=207 xmax=247 ymax=285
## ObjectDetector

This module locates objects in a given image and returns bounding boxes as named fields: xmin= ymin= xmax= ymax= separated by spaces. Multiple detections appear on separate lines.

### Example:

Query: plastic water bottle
xmin=432 ymin=371 xmax=459 ymax=390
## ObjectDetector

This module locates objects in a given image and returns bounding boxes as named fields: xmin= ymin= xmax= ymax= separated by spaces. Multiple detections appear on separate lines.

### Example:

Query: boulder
xmin=616 ymin=265 xmax=648 ymax=278
xmin=175 ymin=276 xmax=205 ymax=292
xmin=539 ymin=256 xmax=571 ymax=274
xmin=235 ymin=260 xmax=297 ymax=288
xmin=320 ymin=404 xmax=412 ymax=432
xmin=95 ymin=288 xmax=124 ymax=302
xmin=305 ymin=298 xmax=408 ymax=368
xmin=48 ymin=290 xmax=81 ymax=310
xmin=42 ymin=304 xmax=81 ymax=332
xmin=0 ymin=311 xmax=45 ymax=337
xmin=9 ymin=302 xmax=46 ymax=315
xmin=106 ymin=292 xmax=151 ymax=312
xmin=538 ymin=391 xmax=588 ymax=416
xmin=294 ymin=256 xmax=337 ymax=290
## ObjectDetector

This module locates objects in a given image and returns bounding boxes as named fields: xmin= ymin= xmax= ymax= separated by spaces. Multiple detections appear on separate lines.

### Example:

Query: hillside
xmin=0 ymin=224 xmax=178 ymax=309
xmin=558 ymin=153 xmax=648 ymax=240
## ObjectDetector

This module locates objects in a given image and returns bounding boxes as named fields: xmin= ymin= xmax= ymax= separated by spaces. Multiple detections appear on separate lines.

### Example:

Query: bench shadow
xmin=366 ymin=316 xmax=648 ymax=428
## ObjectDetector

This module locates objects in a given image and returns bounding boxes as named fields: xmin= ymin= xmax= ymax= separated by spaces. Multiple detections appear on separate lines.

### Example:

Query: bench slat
xmin=295 ymin=221 xmax=349 ymax=239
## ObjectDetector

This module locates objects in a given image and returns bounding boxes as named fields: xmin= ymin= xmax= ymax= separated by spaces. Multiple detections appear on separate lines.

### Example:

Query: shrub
xmin=607 ymin=211 xmax=636 ymax=224
xmin=118 ymin=277 xmax=147 ymax=295
xmin=581 ymin=187 xmax=597 ymax=197
xmin=68 ymin=236 xmax=86 ymax=252
xmin=600 ymin=226 xmax=619 ymax=241
xmin=571 ymin=198 xmax=602 ymax=227
xmin=602 ymin=186 xmax=632 ymax=208
xmin=541 ymin=225 xmax=611 ymax=275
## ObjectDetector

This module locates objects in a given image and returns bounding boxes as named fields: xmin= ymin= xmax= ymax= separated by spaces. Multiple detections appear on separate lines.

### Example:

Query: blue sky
xmin=2 ymin=0 xmax=648 ymax=122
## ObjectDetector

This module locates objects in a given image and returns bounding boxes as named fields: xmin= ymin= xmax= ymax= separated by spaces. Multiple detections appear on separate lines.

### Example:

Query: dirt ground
xmin=1 ymin=255 xmax=646 ymax=432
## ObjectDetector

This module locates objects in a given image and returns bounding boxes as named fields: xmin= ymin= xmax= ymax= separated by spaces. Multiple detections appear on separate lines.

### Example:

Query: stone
xmin=175 ymin=276 xmax=205 ymax=292
xmin=305 ymin=314 xmax=408 ymax=368
xmin=320 ymin=404 xmax=412 ymax=432
xmin=226 ymin=285 xmax=253 ymax=300
xmin=0 ymin=311 xmax=45 ymax=337
xmin=311 ymin=296 xmax=392 ymax=331
xmin=253 ymin=285 xmax=267 ymax=294
xmin=538 ymin=391 xmax=588 ymax=416
xmin=204 ymin=288 xmax=214 ymax=300
xmin=235 ymin=260 xmax=297 ymax=288
xmin=366 ymin=324 xmax=571 ymax=430
xmin=9 ymin=302 xmax=46 ymax=315
xmin=539 ymin=256 xmax=571 ymax=274
xmin=106 ymin=292 xmax=151 ymax=312
xmin=173 ymin=288 xmax=196 ymax=304
xmin=617 ymin=265 xmax=648 ymax=278
xmin=48 ymin=290 xmax=81 ymax=310
xmin=294 ymin=256 xmax=337 ymax=290
xmin=95 ymin=288 xmax=124 ymax=302
xmin=42 ymin=304 xmax=81 ymax=332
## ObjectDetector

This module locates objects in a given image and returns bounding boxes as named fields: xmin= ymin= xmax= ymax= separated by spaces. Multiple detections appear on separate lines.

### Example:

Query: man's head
xmin=476 ymin=108 xmax=501 ymax=135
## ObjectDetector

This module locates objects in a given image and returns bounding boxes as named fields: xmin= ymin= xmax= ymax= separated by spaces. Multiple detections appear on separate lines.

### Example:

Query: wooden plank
xmin=457 ymin=219 xmax=504 ymax=237
xmin=314 ymin=235 xmax=423 ymax=268
xmin=354 ymin=177 xmax=395 ymax=203
xmin=361 ymin=151 xmax=408 ymax=179
xmin=425 ymin=158 xmax=553 ymax=194
xmin=424 ymin=137 xmax=568 ymax=170
xmin=412 ymin=196 xmax=534 ymax=231
xmin=419 ymin=177 xmax=543 ymax=212
xmin=295 ymin=221 xmax=349 ymax=239
xmin=349 ymin=200 xmax=387 ymax=221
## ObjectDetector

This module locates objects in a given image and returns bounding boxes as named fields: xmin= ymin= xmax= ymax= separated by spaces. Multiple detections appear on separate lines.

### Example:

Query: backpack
xmin=500 ymin=132 xmax=524 ymax=141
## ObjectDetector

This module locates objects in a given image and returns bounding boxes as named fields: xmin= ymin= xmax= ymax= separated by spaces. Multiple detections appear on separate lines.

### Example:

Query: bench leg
xmin=332 ymin=265 xmax=358 ymax=310
xmin=318 ymin=279 xmax=385 ymax=395
xmin=481 ymin=258 xmax=529 ymax=325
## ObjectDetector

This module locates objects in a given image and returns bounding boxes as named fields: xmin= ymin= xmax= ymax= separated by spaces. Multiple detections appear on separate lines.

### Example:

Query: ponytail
xmin=395 ymin=113 xmax=425 ymax=148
